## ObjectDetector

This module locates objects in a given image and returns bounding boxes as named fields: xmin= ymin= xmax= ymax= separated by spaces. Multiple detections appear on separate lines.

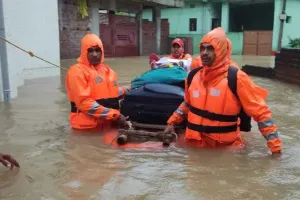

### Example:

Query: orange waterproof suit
xmin=191 ymin=38 xmax=238 ymax=70
xmin=65 ymin=34 xmax=129 ymax=130
xmin=167 ymin=28 xmax=282 ymax=153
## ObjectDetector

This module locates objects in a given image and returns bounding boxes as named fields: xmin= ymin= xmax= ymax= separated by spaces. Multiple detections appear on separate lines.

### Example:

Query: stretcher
xmin=113 ymin=121 xmax=181 ymax=146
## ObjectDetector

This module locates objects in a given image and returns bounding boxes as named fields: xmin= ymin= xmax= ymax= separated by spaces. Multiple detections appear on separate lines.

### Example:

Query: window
xmin=211 ymin=18 xmax=221 ymax=30
xmin=286 ymin=16 xmax=292 ymax=23
xmin=189 ymin=18 xmax=197 ymax=32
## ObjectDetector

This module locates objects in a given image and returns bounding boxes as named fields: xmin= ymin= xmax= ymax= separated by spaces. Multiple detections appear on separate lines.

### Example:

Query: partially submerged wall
xmin=274 ymin=48 xmax=300 ymax=84
xmin=1 ymin=0 xmax=60 ymax=102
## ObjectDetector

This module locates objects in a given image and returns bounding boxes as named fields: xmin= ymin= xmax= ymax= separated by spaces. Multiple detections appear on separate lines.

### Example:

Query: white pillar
xmin=91 ymin=0 xmax=100 ymax=36
xmin=153 ymin=7 xmax=161 ymax=55
xmin=221 ymin=2 xmax=229 ymax=32
xmin=136 ymin=5 xmax=143 ymax=56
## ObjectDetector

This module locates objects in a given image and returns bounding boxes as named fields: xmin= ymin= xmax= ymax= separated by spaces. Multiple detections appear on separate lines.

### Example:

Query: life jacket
xmin=66 ymin=64 xmax=121 ymax=129
xmin=70 ymin=65 xmax=120 ymax=112
xmin=187 ymin=66 xmax=252 ymax=133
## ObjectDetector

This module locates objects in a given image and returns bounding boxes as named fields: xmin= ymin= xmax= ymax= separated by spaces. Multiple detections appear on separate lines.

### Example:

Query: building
xmin=0 ymin=0 xmax=184 ymax=102
xmin=142 ymin=0 xmax=300 ymax=56
xmin=0 ymin=0 xmax=60 ymax=103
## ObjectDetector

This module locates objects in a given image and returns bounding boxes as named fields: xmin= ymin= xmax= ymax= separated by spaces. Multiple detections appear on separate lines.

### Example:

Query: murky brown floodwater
xmin=0 ymin=56 xmax=299 ymax=200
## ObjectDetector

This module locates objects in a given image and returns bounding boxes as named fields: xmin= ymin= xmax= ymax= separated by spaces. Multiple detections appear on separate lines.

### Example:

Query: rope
xmin=110 ymin=133 xmax=121 ymax=145
xmin=0 ymin=36 xmax=68 ymax=71
xmin=172 ymin=132 xmax=178 ymax=140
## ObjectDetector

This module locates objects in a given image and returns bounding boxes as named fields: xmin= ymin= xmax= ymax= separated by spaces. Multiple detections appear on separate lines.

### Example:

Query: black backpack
xmin=187 ymin=66 xmax=252 ymax=132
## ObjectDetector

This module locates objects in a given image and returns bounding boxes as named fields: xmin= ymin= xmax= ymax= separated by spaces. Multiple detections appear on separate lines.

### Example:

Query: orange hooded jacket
xmin=191 ymin=38 xmax=239 ymax=70
xmin=65 ymin=34 xmax=129 ymax=130
xmin=167 ymin=28 xmax=281 ymax=153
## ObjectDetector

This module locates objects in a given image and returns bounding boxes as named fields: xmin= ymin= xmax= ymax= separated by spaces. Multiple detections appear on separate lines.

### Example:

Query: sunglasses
xmin=87 ymin=47 xmax=101 ymax=53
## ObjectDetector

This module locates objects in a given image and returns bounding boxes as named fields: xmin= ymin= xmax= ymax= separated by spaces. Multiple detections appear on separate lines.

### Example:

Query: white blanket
xmin=151 ymin=57 xmax=192 ymax=73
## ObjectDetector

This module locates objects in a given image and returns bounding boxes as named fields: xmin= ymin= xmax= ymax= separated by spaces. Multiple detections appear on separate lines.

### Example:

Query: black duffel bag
xmin=120 ymin=83 xmax=185 ymax=126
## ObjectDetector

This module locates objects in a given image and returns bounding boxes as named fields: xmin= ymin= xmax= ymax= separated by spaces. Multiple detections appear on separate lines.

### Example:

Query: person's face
xmin=87 ymin=46 xmax=101 ymax=66
xmin=171 ymin=43 xmax=184 ymax=58
xmin=200 ymin=43 xmax=216 ymax=67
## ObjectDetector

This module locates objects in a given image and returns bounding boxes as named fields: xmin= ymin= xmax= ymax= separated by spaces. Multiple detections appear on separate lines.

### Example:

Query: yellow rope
xmin=0 ymin=36 xmax=68 ymax=71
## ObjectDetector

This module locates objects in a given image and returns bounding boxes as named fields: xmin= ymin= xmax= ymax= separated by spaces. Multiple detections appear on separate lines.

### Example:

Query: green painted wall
xmin=272 ymin=0 xmax=300 ymax=50
xmin=227 ymin=32 xmax=243 ymax=55
xmin=142 ymin=1 xmax=244 ymax=55
xmin=142 ymin=2 xmax=212 ymax=35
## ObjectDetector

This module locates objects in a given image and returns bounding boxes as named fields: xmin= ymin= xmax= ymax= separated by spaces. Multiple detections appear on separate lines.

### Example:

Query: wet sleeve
xmin=167 ymin=79 xmax=190 ymax=125
xmin=118 ymin=85 xmax=131 ymax=98
xmin=237 ymin=71 xmax=282 ymax=153
xmin=67 ymin=68 xmax=120 ymax=120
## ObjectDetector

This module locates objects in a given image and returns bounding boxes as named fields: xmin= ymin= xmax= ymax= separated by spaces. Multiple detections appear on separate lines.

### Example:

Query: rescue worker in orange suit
xmin=149 ymin=38 xmax=192 ymax=69
xmin=65 ymin=34 xmax=130 ymax=130
xmin=191 ymin=38 xmax=238 ymax=70
xmin=164 ymin=28 xmax=282 ymax=155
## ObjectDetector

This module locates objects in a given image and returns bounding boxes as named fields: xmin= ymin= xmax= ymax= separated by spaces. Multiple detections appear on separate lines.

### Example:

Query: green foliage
xmin=115 ymin=11 xmax=130 ymax=16
xmin=77 ymin=0 xmax=88 ymax=18
xmin=288 ymin=37 xmax=300 ymax=48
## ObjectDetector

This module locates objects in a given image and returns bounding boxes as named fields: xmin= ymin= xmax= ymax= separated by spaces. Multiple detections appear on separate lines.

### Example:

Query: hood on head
xmin=77 ymin=33 xmax=104 ymax=66
xmin=227 ymin=38 xmax=232 ymax=59
xmin=199 ymin=27 xmax=228 ymax=69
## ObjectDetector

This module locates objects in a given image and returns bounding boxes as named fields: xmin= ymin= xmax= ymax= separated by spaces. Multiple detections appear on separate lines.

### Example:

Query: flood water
xmin=0 ymin=56 xmax=299 ymax=200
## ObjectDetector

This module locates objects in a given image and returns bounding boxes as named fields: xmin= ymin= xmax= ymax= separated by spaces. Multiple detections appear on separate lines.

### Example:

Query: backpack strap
xmin=187 ymin=67 xmax=202 ymax=88
xmin=227 ymin=66 xmax=239 ymax=99
xmin=227 ymin=66 xmax=252 ymax=132
xmin=187 ymin=65 xmax=239 ymax=99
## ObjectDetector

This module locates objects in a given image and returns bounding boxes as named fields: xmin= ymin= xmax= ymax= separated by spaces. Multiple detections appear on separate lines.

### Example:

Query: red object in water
xmin=149 ymin=53 xmax=160 ymax=64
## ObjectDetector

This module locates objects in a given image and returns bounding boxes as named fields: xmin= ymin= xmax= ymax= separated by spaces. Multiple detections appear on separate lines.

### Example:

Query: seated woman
xmin=149 ymin=38 xmax=192 ymax=72
xmin=130 ymin=58 xmax=190 ymax=89
xmin=150 ymin=56 xmax=192 ymax=72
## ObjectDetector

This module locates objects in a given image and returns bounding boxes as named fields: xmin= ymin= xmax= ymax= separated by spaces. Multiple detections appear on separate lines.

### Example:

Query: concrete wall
xmin=275 ymin=48 xmax=300 ymax=84
xmin=59 ymin=1 xmax=92 ymax=59
xmin=0 ymin=0 xmax=60 ymax=102
xmin=272 ymin=0 xmax=300 ymax=50
xmin=0 ymin=58 xmax=3 ymax=101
